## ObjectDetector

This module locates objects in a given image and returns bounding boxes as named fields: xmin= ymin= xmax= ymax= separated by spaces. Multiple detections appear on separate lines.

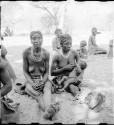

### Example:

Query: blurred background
xmin=1 ymin=1 xmax=114 ymax=47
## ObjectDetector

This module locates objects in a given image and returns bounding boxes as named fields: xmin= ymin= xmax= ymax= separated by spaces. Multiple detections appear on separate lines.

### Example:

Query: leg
xmin=63 ymin=77 xmax=77 ymax=90
xmin=42 ymin=80 xmax=52 ymax=111
xmin=69 ymin=84 xmax=79 ymax=96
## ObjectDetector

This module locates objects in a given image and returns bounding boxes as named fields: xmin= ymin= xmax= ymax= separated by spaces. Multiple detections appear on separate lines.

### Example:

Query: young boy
xmin=78 ymin=40 xmax=88 ymax=59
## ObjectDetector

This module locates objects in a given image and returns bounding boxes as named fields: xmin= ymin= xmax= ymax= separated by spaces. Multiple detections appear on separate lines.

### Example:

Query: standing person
xmin=51 ymin=34 xmax=87 ymax=96
xmin=52 ymin=28 xmax=62 ymax=53
xmin=22 ymin=31 xmax=52 ymax=112
xmin=88 ymin=27 xmax=107 ymax=55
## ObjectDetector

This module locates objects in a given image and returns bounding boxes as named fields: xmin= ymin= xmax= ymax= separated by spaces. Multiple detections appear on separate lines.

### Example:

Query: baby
xmin=59 ymin=61 xmax=87 ymax=96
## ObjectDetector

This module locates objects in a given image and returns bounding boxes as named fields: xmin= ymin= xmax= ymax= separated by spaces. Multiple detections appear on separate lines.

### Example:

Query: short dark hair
xmin=59 ymin=34 xmax=72 ymax=46
xmin=30 ymin=31 xmax=42 ymax=39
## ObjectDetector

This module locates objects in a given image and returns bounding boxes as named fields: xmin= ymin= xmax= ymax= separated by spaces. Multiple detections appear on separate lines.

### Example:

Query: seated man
xmin=88 ymin=27 xmax=107 ymax=55
xmin=23 ymin=31 xmax=52 ymax=112
xmin=0 ymin=56 xmax=19 ymax=123
xmin=51 ymin=34 xmax=87 ymax=96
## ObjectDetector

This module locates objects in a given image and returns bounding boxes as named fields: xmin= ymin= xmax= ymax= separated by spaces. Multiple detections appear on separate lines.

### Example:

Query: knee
xmin=69 ymin=84 xmax=74 ymax=90
xmin=44 ymin=80 xmax=52 ymax=92
xmin=25 ymin=84 xmax=33 ymax=93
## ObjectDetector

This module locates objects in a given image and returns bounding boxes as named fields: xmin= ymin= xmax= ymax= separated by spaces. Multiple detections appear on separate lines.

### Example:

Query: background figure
xmin=52 ymin=28 xmax=62 ymax=53
xmin=78 ymin=40 xmax=88 ymax=59
xmin=88 ymin=27 xmax=107 ymax=55
xmin=107 ymin=40 xmax=113 ymax=58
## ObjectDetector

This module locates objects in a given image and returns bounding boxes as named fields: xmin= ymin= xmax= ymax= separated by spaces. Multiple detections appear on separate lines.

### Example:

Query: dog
xmin=73 ymin=89 xmax=106 ymax=124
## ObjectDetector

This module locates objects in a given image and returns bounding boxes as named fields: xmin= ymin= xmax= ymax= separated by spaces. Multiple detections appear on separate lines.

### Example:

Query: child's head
xmin=80 ymin=40 xmax=87 ymax=47
xmin=55 ymin=28 xmax=62 ymax=37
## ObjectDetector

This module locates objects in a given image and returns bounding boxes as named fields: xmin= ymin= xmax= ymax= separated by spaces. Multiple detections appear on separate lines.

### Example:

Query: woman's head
xmin=30 ymin=31 xmax=43 ymax=49
xmin=59 ymin=34 xmax=72 ymax=52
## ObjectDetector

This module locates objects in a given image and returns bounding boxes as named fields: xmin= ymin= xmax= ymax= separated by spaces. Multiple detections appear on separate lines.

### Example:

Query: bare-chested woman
xmin=23 ymin=31 xmax=52 ymax=112
xmin=51 ymin=34 xmax=87 ymax=96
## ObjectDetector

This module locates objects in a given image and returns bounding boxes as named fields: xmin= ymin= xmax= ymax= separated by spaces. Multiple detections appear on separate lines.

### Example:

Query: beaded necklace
xmin=59 ymin=49 xmax=71 ymax=59
xmin=30 ymin=47 xmax=43 ymax=62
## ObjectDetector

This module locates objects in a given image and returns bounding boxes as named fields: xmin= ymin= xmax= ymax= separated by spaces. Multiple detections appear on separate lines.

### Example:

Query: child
xmin=79 ymin=40 xmax=88 ymax=59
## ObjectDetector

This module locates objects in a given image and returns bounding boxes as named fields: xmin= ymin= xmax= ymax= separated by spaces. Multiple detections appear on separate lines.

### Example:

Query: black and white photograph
xmin=0 ymin=0 xmax=114 ymax=124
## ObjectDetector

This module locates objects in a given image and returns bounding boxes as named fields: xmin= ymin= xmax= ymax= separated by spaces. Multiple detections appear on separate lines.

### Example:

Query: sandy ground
xmin=2 ymin=36 xmax=114 ymax=124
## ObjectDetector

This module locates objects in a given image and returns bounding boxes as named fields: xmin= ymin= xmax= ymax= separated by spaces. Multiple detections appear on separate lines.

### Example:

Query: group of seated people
xmin=0 ymin=27 xmax=113 ymax=123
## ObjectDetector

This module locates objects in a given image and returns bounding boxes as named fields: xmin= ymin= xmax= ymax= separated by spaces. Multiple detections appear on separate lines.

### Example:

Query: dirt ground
xmin=3 ymin=42 xmax=114 ymax=124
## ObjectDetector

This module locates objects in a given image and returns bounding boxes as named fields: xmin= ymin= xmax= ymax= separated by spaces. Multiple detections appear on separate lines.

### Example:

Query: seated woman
xmin=51 ymin=34 xmax=87 ymax=96
xmin=22 ymin=31 xmax=52 ymax=112
xmin=0 ymin=57 xmax=19 ymax=123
